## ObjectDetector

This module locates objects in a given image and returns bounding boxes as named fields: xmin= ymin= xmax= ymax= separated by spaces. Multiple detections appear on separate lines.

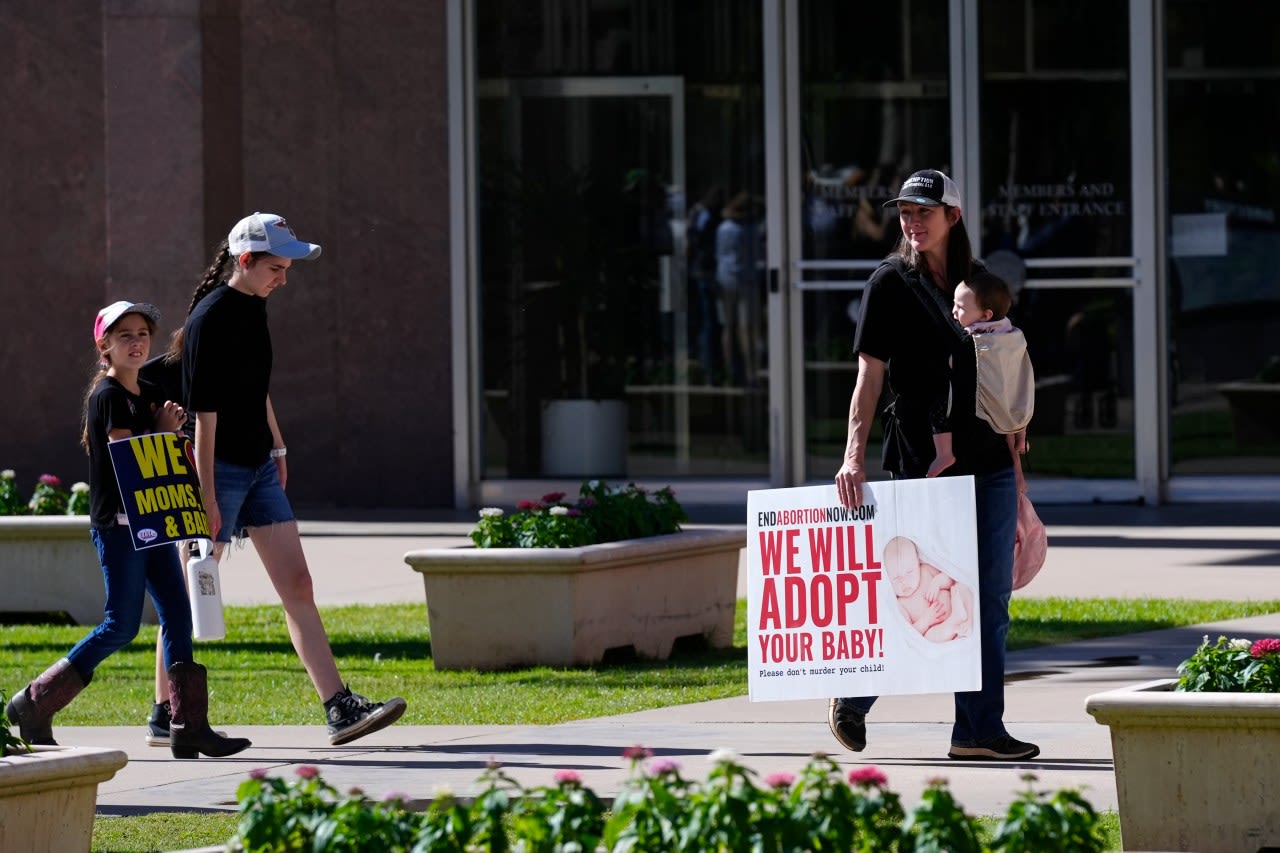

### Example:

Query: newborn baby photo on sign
xmin=883 ymin=536 xmax=974 ymax=643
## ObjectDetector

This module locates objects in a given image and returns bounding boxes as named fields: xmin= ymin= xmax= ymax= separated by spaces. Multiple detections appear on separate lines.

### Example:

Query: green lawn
xmin=2 ymin=599 xmax=1274 ymax=853
xmin=5 ymin=598 xmax=1279 ymax=727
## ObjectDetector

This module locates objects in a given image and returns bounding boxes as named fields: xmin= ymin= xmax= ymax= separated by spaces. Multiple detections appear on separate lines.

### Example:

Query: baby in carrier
xmin=927 ymin=270 xmax=1035 ymax=477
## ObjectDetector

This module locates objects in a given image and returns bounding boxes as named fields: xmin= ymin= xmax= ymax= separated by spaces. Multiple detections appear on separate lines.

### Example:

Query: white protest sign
xmin=747 ymin=478 xmax=981 ymax=702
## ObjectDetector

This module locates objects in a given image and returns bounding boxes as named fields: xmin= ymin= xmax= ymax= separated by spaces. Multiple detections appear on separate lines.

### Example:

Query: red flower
xmin=1251 ymin=638 xmax=1280 ymax=658
xmin=38 ymin=473 xmax=61 ymax=487
xmin=295 ymin=765 xmax=319 ymax=780
xmin=516 ymin=499 xmax=537 ymax=510
xmin=622 ymin=744 xmax=653 ymax=761
xmin=542 ymin=491 xmax=567 ymax=503
xmin=848 ymin=766 xmax=888 ymax=788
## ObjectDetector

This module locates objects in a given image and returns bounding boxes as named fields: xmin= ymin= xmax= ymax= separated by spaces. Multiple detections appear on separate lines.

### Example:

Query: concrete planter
xmin=404 ymin=528 xmax=744 ymax=670
xmin=0 ymin=516 xmax=156 ymax=625
xmin=0 ymin=744 xmax=129 ymax=853
xmin=1085 ymin=678 xmax=1280 ymax=853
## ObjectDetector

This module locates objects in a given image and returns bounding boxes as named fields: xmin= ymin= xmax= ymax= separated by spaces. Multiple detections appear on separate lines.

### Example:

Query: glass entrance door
xmin=773 ymin=0 xmax=1147 ymax=499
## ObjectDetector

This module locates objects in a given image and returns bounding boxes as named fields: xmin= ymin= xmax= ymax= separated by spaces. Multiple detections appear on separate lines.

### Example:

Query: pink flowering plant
xmin=0 ymin=470 xmax=88 ymax=516
xmin=228 ymin=748 xmax=1105 ymax=852
xmin=1176 ymin=634 xmax=1280 ymax=692
xmin=470 ymin=479 xmax=687 ymax=549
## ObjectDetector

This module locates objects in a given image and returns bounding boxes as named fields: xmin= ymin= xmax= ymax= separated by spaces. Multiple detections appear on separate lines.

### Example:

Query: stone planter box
xmin=1086 ymin=678 xmax=1280 ymax=853
xmin=0 ymin=516 xmax=157 ymax=625
xmin=404 ymin=528 xmax=744 ymax=670
xmin=0 ymin=744 xmax=129 ymax=853
xmin=1218 ymin=381 xmax=1280 ymax=447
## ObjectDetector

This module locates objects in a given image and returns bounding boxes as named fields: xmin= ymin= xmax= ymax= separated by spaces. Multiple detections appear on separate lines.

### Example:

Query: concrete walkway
xmin=73 ymin=501 xmax=1279 ymax=821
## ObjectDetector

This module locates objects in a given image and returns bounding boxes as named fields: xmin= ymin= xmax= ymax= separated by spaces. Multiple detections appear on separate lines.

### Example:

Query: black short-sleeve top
xmin=85 ymin=376 xmax=166 ymax=528
xmin=182 ymin=284 xmax=274 ymax=467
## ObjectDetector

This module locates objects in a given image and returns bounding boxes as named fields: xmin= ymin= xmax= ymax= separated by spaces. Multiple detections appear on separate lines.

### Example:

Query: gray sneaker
xmin=324 ymin=686 xmax=407 ymax=746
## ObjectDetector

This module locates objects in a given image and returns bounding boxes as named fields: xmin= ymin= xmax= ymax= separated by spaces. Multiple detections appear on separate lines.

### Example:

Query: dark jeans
xmin=66 ymin=525 xmax=193 ymax=678
xmin=840 ymin=467 xmax=1018 ymax=745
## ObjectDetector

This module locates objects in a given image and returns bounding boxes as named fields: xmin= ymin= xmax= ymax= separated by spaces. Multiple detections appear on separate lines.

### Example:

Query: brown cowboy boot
xmin=5 ymin=658 xmax=89 ymax=746
xmin=167 ymin=661 xmax=251 ymax=759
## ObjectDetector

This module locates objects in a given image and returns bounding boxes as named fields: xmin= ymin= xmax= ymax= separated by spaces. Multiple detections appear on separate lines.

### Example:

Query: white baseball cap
xmin=227 ymin=212 xmax=321 ymax=260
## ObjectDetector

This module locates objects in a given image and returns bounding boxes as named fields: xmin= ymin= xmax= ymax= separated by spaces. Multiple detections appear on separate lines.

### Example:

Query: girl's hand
xmin=156 ymin=400 xmax=188 ymax=433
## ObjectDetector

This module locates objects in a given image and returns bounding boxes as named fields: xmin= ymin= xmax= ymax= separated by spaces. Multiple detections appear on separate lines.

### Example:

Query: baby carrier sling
xmin=879 ymin=256 xmax=1034 ymax=434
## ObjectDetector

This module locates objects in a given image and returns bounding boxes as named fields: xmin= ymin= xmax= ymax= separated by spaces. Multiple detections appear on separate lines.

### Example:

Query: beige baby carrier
xmin=971 ymin=321 xmax=1035 ymax=434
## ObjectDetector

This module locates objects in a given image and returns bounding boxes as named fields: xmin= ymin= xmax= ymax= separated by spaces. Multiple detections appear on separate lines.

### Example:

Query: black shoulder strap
xmin=879 ymin=256 xmax=967 ymax=348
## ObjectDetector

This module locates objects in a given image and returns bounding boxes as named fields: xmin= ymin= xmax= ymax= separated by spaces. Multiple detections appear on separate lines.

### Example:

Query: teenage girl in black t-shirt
xmin=157 ymin=212 xmax=406 ymax=747
xmin=5 ymin=301 xmax=249 ymax=759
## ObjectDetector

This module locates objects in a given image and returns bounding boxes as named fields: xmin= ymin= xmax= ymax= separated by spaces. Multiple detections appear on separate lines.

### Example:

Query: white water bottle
xmin=185 ymin=539 xmax=226 ymax=641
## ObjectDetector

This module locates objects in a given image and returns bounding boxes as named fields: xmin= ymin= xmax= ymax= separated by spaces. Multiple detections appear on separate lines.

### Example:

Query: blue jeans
xmin=842 ymin=467 xmax=1018 ymax=745
xmin=211 ymin=458 xmax=295 ymax=543
xmin=66 ymin=525 xmax=193 ymax=679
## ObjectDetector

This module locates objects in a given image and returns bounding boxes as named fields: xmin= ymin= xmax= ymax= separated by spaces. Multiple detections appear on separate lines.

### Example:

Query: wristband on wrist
xmin=269 ymin=447 xmax=287 ymax=459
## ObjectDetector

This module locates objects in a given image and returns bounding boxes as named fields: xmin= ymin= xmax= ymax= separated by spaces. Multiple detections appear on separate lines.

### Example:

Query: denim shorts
xmin=211 ymin=458 xmax=295 ymax=543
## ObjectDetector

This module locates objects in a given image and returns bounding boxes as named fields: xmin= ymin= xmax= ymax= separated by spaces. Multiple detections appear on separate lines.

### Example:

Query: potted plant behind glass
xmin=404 ymin=481 xmax=743 ymax=670
xmin=1218 ymin=354 xmax=1280 ymax=447
xmin=514 ymin=169 xmax=645 ymax=473
xmin=1085 ymin=634 xmax=1280 ymax=853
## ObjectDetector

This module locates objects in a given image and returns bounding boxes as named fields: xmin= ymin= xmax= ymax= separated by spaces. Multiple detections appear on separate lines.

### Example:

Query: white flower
xmin=432 ymin=783 xmax=455 ymax=800
xmin=1 ymin=470 xmax=13 ymax=479
xmin=549 ymin=505 xmax=570 ymax=516
xmin=71 ymin=482 xmax=89 ymax=494
xmin=479 ymin=507 xmax=504 ymax=518
xmin=707 ymin=748 xmax=740 ymax=765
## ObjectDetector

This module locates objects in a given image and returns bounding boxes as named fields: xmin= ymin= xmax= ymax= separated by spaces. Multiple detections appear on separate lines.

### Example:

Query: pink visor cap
xmin=94 ymin=300 xmax=160 ymax=343
xmin=227 ymin=212 xmax=322 ymax=260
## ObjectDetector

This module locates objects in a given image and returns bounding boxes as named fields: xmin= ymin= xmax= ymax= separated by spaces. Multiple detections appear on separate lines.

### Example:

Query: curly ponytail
xmin=166 ymin=240 xmax=232 ymax=362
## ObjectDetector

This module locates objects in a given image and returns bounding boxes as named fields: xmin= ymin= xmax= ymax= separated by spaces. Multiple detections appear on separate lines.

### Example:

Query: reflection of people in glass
xmin=715 ymin=191 xmax=763 ymax=385
xmin=687 ymin=186 xmax=725 ymax=382
xmin=883 ymin=536 xmax=974 ymax=643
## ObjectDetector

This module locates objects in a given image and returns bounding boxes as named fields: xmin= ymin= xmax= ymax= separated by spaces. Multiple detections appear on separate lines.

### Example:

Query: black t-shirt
xmin=182 ymin=284 xmax=274 ymax=466
xmin=853 ymin=258 xmax=1011 ymax=478
xmin=86 ymin=376 xmax=165 ymax=528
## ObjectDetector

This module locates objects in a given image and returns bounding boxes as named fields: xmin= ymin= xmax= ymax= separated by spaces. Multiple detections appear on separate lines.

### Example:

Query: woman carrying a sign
xmin=161 ymin=213 xmax=407 ymax=747
xmin=5 ymin=301 xmax=251 ymax=760
xmin=829 ymin=170 xmax=1038 ymax=762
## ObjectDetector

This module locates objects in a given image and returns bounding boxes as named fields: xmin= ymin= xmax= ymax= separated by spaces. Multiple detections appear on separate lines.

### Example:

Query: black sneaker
xmin=948 ymin=734 xmax=1040 ymax=761
xmin=827 ymin=698 xmax=866 ymax=752
xmin=145 ymin=701 xmax=171 ymax=747
xmin=325 ymin=686 xmax=407 ymax=746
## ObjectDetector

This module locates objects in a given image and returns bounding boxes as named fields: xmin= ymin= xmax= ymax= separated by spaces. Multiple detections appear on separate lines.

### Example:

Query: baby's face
xmin=884 ymin=540 xmax=923 ymax=596
xmin=952 ymin=283 xmax=991 ymax=327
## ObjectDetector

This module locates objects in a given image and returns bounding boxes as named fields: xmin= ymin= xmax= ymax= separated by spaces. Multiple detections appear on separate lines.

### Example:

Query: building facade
xmin=3 ymin=1 xmax=1276 ymax=510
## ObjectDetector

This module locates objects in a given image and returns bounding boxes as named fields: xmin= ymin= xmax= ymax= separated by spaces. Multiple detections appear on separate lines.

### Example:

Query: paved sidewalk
xmin=75 ymin=501 xmax=1279 ymax=821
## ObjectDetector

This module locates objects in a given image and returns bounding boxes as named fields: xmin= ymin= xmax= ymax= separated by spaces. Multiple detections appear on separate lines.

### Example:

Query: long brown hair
xmin=165 ymin=240 xmax=233 ymax=362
